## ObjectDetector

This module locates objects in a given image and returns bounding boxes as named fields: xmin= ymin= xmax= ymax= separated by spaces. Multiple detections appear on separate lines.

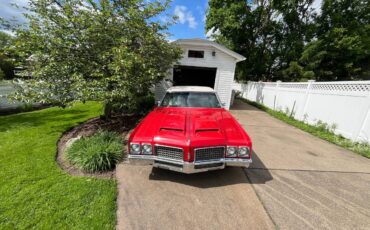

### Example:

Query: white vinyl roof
xmin=174 ymin=38 xmax=246 ymax=62
xmin=167 ymin=86 xmax=215 ymax=93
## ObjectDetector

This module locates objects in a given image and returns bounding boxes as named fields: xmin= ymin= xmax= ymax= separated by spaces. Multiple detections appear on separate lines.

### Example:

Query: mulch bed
xmin=56 ymin=114 xmax=142 ymax=178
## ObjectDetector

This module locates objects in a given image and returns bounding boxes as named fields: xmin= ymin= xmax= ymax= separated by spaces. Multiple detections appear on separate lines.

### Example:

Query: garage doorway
xmin=173 ymin=65 xmax=217 ymax=88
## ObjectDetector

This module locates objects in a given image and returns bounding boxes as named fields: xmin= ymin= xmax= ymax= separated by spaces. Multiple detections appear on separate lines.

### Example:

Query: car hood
xmin=130 ymin=107 xmax=250 ymax=147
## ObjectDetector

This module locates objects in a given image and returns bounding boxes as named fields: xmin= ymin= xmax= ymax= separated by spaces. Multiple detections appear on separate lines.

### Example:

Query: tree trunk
xmin=103 ymin=102 xmax=113 ymax=119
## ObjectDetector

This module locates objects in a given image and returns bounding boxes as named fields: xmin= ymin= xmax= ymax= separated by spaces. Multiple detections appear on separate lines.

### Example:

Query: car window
xmin=161 ymin=92 xmax=221 ymax=108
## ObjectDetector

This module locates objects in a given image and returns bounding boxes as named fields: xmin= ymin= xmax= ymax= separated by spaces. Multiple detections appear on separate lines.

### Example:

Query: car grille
xmin=155 ymin=145 xmax=183 ymax=161
xmin=195 ymin=147 xmax=225 ymax=162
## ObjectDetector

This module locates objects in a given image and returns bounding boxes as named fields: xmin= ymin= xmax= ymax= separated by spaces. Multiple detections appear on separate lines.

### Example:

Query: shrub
xmin=66 ymin=131 xmax=123 ymax=172
xmin=303 ymin=71 xmax=315 ymax=80
xmin=0 ymin=68 xmax=5 ymax=80
xmin=136 ymin=94 xmax=155 ymax=113
xmin=20 ymin=102 xmax=34 ymax=112
xmin=107 ymin=94 xmax=155 ymax=116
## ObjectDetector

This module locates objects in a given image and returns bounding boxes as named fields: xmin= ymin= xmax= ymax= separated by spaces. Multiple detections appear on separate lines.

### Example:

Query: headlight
xmin=130 ymin=143 xmax=140 ymax=154
xmin=227 ymin=146 xmax=237 ymax=157
xmin=238 ymin=147 xmax=250 ymax=158
xmin=142 ymin=144 xmax=152 ymax=155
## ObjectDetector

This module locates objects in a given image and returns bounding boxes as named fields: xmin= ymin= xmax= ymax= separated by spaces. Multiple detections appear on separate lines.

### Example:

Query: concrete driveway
xmin=116 ymin=99 xmax=370 ymax=230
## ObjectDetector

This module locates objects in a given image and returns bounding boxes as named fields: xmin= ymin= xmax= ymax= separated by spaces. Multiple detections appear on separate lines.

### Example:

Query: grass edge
xmin=238 ymin=98 xmax=370 ymax=159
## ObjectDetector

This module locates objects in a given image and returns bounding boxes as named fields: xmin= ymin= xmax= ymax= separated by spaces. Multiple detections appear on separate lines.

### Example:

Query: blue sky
xmin=1 ymin=0 xmax=323 ymax=39
xmin=160 ymin=0 xmax=209 ymax=40
xmin=0 ymin=0 xmax=210 ymax=39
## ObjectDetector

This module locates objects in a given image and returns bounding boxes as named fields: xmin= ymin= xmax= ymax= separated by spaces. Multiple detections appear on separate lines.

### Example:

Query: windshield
xmin=160 ymin=92 xmax=221 ymax=108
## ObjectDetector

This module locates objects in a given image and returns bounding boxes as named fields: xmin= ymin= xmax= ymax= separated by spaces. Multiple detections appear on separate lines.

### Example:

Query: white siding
xmin=155 ymin=44 xmax=238 ymax=109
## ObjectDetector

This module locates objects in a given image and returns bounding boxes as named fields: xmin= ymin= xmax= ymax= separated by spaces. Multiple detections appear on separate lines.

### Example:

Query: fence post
xmin=273 ymin=80 xmax=282 ymax=110
xmin=354 ymin=90 xmax=370 ymax=142
xmin=301 ymin=80 xmax=315 ymax=121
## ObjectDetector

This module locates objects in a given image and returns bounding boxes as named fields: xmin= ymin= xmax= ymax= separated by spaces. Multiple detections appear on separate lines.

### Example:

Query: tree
xmin=5 ymin=0 xmax=181 ymax=116
xmin=206 ymin=0 xmax=369 ymax=82
xmin=0 ymin=68 xmax=5 ymax=80
xmin=273 ymin=0 xmax=316 ymax=73
xmin=0 ymin=31 xmax=13 ymax=49
xmin=281 ymin=61 xmax=304 ymax=81
xmin=300 ymin=0 xmax=370 ymax=81
xmin=206 ymin=0 xmax=316 ymax=82
xmin=0 ymin=31 xmax=15 ymax=79
xmin=206 ymin=0 xmax=279 ymax=81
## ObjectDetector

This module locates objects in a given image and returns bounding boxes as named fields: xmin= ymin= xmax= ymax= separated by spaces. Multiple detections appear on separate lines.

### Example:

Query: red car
xmin=128 ymin=86 xmax=252 ymax=173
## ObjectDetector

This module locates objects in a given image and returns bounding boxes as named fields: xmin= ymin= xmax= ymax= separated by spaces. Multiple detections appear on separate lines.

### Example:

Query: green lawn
xmin=0 ymin=102 xmax=117 ymax=229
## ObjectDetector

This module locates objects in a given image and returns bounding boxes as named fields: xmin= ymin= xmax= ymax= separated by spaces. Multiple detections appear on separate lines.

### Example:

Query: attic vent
xmin=188 ymin=50 xmax=204 ymax=58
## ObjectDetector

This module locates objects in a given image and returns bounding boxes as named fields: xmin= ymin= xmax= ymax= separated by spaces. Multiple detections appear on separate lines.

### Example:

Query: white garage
xmin=155 ymin=38 xmax=246 ymax=109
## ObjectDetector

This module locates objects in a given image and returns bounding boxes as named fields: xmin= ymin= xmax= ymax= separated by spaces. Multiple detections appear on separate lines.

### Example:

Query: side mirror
xmin=221 ymin=102 xmax=226 ymax=107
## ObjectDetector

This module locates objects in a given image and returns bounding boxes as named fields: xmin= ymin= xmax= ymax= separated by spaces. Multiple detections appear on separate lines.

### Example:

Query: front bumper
xmin=128 ymin=155 xmax=252 ymax=174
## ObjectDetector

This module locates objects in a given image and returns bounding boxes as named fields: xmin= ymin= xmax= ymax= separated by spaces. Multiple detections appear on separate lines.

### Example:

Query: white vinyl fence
xmin=233 ymin=80 xmax=370 ymax=144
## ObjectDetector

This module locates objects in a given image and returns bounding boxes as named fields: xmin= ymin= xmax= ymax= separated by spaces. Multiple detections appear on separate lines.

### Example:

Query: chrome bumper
xmin=128 ymin=155 xmax=252 ymax=174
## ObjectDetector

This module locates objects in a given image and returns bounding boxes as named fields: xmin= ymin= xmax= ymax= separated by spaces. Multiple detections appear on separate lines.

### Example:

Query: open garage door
xmin=173 ymin=66 xmax=217 ymax=88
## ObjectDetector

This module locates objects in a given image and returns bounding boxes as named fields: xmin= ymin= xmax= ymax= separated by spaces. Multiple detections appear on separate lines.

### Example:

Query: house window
xmin=188 ymin=50 xmax=204 ymax=58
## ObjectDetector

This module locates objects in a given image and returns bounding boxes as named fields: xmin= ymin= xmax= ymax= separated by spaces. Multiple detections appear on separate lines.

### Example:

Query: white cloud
xmin=174 ymin=6 xmax=187 ymax=24
xmin=312 ymin=0 xmax=322 ymax=14
xmin=167 ymin=38 xmax=175 ymax=43
xmin=159 ymin=15 xmax=170 ymax=24
xmin=196 ymin=5 xmax=206 ymax=22
xmin=174 ymin=5 xmax=197 ymax=29
xmin=0 ymin=0 xmax=29 ymax=24
xmin=250 ymin=3 xmax=258 ymax=11
xmin=164 ymin=33 xmax=176 ymax=43
xmin=0 ymin=29 xmax=16 ymax=36
xmin=206 ymin=27 xmax=220 ymax=41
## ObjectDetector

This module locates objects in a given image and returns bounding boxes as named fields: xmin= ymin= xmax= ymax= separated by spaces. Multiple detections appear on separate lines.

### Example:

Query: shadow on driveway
xmin=231 ymin=99 xmax=260 ymax=111
xmin=117 ymin=152 xmax=276 ymax=230
xmin=149 ymin=150 xmax=273 ymax=188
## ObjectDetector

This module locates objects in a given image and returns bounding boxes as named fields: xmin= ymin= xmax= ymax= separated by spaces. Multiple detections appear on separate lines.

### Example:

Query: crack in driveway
xmin=248 ymin=168 xmax=370 ymax=175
